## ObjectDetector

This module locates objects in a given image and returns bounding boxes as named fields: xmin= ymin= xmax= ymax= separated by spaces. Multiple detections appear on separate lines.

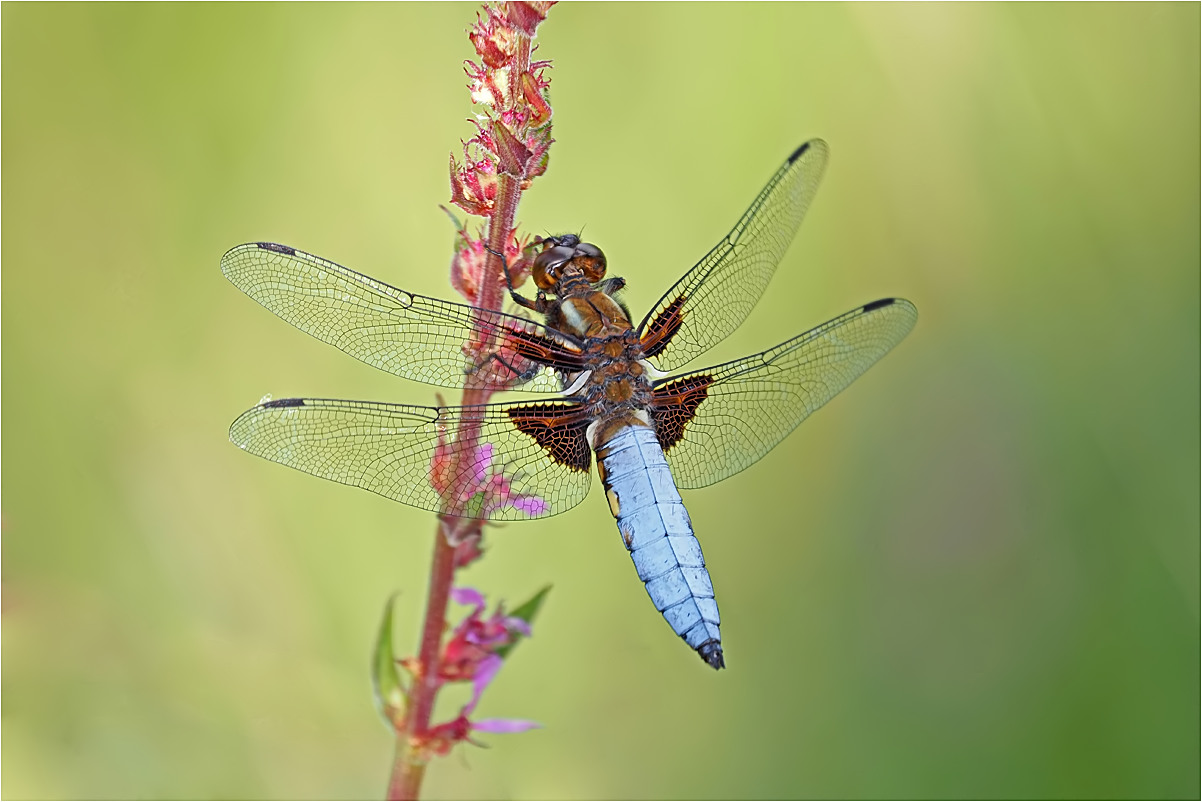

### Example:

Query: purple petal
xmin=501 ymin=616 xmax=533 ymax=637
xmin=451 ymin=586 xmax=486 ymax=609
xmin=509 ymin=494 xmax=549 ymax=516
xmin=472 ymin=718 xmax=542 ymax=734
xmin=470 ymin=443 xmax=494 ymax=484
xmin=464 ymin=654 xmax=503 ymax=715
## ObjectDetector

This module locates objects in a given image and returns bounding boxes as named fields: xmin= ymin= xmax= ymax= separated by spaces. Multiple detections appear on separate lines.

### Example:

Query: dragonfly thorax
xmin=573 ymin=331 xmax=655 ymax=426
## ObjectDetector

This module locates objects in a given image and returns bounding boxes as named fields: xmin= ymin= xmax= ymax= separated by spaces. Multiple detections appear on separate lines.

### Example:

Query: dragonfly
xmin=222 ymin=139 xmax=917 ymax=670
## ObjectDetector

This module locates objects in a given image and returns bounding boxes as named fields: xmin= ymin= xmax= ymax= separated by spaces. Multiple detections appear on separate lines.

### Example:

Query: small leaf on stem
xmin=495 ymin=584 xmax=551 ymax=660
xmin=492 ymin=119 xmax=534 ymax=177
xmin=372 ymin=592 xmax=407 ymax=729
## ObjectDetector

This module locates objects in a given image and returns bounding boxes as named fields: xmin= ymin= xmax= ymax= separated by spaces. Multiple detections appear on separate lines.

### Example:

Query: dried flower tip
xmin=449 ymin=152 xmax=498 ymax=218
xmin=506 ymin=1 xmax=555 ymax=35
xmin=446 ymin=224 xmax=532 ymax=305
xmin=519 ymin=71 xmax=552 ymax=124
xmin=469 ymin=5 xmax=516 ymax=69
xmin=454 ymin=534 xmax=485 ymax=568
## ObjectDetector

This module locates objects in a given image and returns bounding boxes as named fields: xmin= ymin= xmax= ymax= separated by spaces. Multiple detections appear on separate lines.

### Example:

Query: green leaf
xmin=461 ymin=490 xmax=488 ymax=520
xmin=439 ymin=203 xmax=464 ymax=232
xmin=371 ymin=592 xmax=407 ymax=730
xmin=495 ymin=584 xmax=551 ymax=660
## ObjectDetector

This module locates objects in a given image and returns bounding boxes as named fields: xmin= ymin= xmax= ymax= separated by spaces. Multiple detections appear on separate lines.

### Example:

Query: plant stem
xmin=388 ymin=520 xmax=457 ymax=800
xmin=387 ymin=15 xmax=534 ymax=791
xmin=387 ymin=730 xmax=425 ymax=801
xmin=388 ymin=155 xmax=524 ymax=802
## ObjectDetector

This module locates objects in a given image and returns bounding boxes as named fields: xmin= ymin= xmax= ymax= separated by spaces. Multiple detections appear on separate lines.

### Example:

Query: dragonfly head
xmin=532 ymin=234 xmax=607 ymax=291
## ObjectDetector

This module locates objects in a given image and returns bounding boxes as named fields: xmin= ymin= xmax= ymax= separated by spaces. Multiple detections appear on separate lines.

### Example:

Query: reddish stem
xmin=388 ymin=522 xmax=458 ymax=800
xmin=387 ymin=153 xmax=525 ymax=802
xmin=387 ymin=8 xmax=538 ymax=797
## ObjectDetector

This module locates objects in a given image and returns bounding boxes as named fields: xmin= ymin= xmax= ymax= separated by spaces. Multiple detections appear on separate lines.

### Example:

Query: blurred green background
xmin=3 ymin=3 xmax=1198 ymax=799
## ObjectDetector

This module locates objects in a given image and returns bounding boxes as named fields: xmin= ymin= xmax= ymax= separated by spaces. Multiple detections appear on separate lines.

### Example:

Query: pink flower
xmin=423 ymin=659 xmax=540 ymax=756
xmin=430 ymin=436 xmax=550 ymax=520
xmin=449 ymin=149 xmax=499 ymax=217
xmin=420 ymin=588 xmax=542 ymax=756
xmin=468 ymin=2 xmax=555 ymax=70
xmin=424 ymin=708 xmax=540 ymax=757
xmin=447 ymin=222 xmax=532 ymax=304
xmin=453 ymin=535 xmax=485 ymax=569
xmin=461 ymin=652 xmax=541 ymax=735
xmin=440 ymin=587 xmax=533 ymax=682
xmin=469 ymin=5 xmax=516 ymax=69
xmin=476 ymin=443 xmax=550 ymax=517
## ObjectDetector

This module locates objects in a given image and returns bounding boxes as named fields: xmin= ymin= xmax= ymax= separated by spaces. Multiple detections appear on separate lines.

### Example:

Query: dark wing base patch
xmin=650 ymin=374 xmax=712 ymax=452
xmin=639 ymin=295 xmax=686 ymax=360
xmin=506 ymin=328 xmax=587 ymax=373
xmin=507 ymin=403 xmax=593 ymax=473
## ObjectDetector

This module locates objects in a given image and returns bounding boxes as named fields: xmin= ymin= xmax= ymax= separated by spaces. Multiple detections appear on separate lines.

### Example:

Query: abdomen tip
xmin=699 ymin=641 xmax=725 ymax=670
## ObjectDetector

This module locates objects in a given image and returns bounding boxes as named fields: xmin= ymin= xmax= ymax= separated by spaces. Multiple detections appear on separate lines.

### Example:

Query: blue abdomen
xmin=596 ymin=424 xmax=724 ymax=669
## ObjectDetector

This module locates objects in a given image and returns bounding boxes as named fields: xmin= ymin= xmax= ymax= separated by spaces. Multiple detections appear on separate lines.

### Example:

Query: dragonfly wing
xmin=637 ymin=140 xmax=830 ymax=371
xmin=650 ymin=298 xmax=917 ymax=489
xmin=221 ymin=242 xmax=583 ymax=392
xmin=229 ymin=396 xmax=594 ymax=521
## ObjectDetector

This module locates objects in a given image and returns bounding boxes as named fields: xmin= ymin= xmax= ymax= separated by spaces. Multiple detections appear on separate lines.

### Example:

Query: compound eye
xmin=532 ymin=245 xmax=575 ymax=290
xmin=574 ymin=242 xmax=607 ymax=282
xmin=540 ymin=246 xmax=575 ymax=272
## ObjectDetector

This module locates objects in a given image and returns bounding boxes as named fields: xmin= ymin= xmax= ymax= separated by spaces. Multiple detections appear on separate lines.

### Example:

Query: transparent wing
xmin=651 ymin=298 xmax=917 ymax=489
xmin=229 ymin=397 xmax=594 ymax=521
xmin=221 ymin=242 xmax=583 ymax=392
xmin=637 ymin=140 xmax=830 ymax=371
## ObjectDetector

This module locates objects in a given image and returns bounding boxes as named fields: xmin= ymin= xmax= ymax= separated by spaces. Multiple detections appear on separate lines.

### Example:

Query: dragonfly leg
xmin=470 ymin=348 xmax=541 ymax=386
xmin=487 ymin=245 xmax=547 ymax=313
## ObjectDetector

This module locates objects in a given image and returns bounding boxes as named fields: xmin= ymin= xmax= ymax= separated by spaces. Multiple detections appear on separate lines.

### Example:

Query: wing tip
xmin=219 ymin=241 xmax=298 ymax=272
xmin=787 ymin=138 xmax=829 ymax=165
xmin=260 ymin=397 xmax=306 ymax=409
xmin=255 ymin=242 xmax=297 ymax=256
xmin=861 ymin=297 xmax=896 ymax=313
xmin=227 ymin=397 xmax=306 ymax=447
xmin=862 ymin=297 xmax=918 ymax=317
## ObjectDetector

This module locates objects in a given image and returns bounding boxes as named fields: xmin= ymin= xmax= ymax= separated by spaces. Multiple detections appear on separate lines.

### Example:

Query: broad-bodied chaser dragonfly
xmin=222 ymin=140 xmax=917 ymax=669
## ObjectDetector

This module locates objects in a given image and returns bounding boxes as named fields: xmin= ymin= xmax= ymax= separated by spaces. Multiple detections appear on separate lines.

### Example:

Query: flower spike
xmin=390 ymin=5 xmax=558 ymax=795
